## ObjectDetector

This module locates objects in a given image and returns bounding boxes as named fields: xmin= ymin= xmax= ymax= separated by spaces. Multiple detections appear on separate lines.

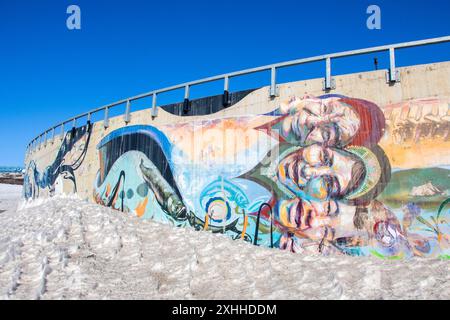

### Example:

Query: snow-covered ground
xmin=0 ymin=183 xmax=22 ymax=214
xmin=0 ymin=183 xmax=449 ymax=300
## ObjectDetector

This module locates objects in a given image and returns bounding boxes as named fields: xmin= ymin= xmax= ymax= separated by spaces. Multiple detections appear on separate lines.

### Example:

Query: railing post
xmin=104 ymin=107 xmax=110 ymax=128
xmin=388 ymin=47 xmax=399 ymax=83
xmin=60 ymin=123 xmax=65 ymax=140
xmin=124 ymin=100 xmax=131 ymax=123
xmin=269 ymin=67 xmax=278 ymax=97
xmin=324 ymin=57 xmax=335 ymax=90
xmin=151 ymin=93 xmax=158 ymax=117
xmin=183 ymin=85 xmax=190 ymax=114
xmin=44 ymin=131 xmax=48 ymax=147
xmin=51 ymin=128 xmax=55 ymax=144
xmin=223 ymin=76 xmax=230 ymax=107
xmin=87 ymin=112 xmax=91 ymax=125
xmin=71 ymin=119 xmax=77 ymax=139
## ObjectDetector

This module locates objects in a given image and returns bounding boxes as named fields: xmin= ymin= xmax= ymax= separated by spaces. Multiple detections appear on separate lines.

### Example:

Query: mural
xmin=24 ymin=124 xmax=93 ymax=199
xmin=88 ymin=94 xmax=449 ymax=258
xmin=25 ymin=93 xmax=450 ymax=259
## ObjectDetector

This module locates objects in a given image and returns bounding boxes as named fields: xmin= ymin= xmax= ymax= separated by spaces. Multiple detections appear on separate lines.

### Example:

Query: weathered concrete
xmin=23 ymin=61 xmax=450 ymax=259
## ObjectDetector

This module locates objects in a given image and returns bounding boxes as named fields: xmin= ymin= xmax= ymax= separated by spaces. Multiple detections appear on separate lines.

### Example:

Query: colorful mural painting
xmin=24 ymin=124 xmax=93 ymax=199
xmin=89 ymin=94 xmax=449 ymax=258
xmin=24 ymin=89 xmax=450 ymax=259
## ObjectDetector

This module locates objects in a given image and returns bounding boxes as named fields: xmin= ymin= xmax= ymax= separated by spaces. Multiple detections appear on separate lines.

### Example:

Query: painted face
xmin=281 ymin=96 xmax=360 ymax=147
xmin=278 ymin=144 xmax=365 ymax=200
xmin=277 ymin=197 xmax=339 ymax=231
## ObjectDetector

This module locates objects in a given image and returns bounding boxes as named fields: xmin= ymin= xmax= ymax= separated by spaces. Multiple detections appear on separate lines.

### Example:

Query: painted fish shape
xmin=139 ymin=159 xmax=188 ymax=221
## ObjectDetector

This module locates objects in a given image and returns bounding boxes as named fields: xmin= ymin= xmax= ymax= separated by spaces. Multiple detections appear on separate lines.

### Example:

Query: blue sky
xmin=1 ymin=0 xmax=449 ymax=166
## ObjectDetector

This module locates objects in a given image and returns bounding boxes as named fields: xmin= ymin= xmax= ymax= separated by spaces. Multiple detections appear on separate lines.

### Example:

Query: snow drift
xmin=0 ymin=184 xmax=449 ymax=300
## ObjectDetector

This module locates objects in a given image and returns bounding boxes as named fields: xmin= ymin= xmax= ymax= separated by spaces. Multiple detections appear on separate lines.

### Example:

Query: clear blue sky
xmin=1 ymin=0 xmax=449 ymax=166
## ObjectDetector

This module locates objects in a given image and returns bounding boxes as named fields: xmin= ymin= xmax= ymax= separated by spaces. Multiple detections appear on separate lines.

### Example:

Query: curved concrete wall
xmin=24 ymin=62 xmax=450 ymax=259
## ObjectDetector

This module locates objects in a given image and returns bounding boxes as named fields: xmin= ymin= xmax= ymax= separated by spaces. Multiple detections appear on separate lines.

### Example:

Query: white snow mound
xmin=0 ymin=186 xmax=449 ymax=299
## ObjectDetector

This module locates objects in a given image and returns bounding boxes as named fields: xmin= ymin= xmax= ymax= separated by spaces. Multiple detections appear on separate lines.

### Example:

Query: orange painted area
xmin=278 ymin=163 xmax=286 ymax=182
xmin=380 ymin=138 xmax=450 ymax=169
xmin=203 ymin=214 xmax=209 ymax=231
xmin=163 ymin=115 xmax=277 ymax=163
xmin=135 ymin=197 xmax=149 ymax=217
xmin=241 ymin=215 xmax=248 ymax=240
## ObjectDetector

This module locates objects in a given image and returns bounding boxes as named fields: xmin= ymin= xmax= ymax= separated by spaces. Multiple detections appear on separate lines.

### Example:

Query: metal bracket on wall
xmin=222 ymin=90 xmax=230 ymax=107
xmin=151 ymin=94 xmax=158 ymax=118
xmin=182 ymin=85 xmax=191 ymax=114
xmin=268 ymin=85 xmax=279 ymax=98
xmin=223 ymin=76 xmax=231 ymax=107
xmin=386 ymin=47 xmax=400 ymax=84
xmin=124 ymin=100 xmax=131 ymax=124
xmin=269 ymin=67 xmax=279 ymax=98
xmin=322 ymin=78 xmax=336 ymax=91
xmin=386 ymin=70 xmax=401 ymax=83
xmin=51 ymin=128 xmax=55 ymax=144
xmin=104 ymin=107 xmax=110 ymax=128
xmin=323 ymin=57 xmax=336 ymax=91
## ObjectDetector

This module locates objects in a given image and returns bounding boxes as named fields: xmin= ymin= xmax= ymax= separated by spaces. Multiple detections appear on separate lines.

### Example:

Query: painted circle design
xmin=205 ymin=197 xmax=231 ymax=223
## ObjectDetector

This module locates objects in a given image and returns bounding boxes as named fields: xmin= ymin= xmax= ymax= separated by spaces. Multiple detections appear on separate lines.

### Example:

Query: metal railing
xmin=26 ymin=35 xmax=450 ymax=155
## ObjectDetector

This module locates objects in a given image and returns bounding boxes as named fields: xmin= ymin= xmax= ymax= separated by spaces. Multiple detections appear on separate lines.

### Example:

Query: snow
xmin=0 ymin=183 xmax=22 ymax=214
xmin=0 ymin=183 xmax=449 ymax=300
